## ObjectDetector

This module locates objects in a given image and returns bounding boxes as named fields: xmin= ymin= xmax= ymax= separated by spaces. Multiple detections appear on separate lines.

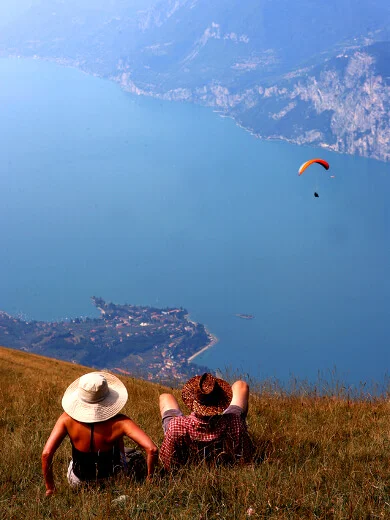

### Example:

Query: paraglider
xmin=298 ymin=158 xmax=330 ymax=198
xmin=298 ymin=158 xmax=330 ymax=175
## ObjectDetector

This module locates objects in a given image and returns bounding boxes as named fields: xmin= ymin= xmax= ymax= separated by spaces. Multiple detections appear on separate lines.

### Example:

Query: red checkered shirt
xmin=160 ymin=412 xmax=254 ymax=470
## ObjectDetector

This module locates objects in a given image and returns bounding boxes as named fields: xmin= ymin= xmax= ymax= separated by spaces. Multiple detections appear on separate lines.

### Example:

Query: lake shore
xmin=187 ymin=330 xmax=219 ymax=363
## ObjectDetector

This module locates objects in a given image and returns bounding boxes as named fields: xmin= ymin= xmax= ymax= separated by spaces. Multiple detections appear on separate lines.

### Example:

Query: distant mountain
xmin=1 ymin=0 xmax=389 ymax=160
xmin=230 ymin=42 xmax=390 ymax=162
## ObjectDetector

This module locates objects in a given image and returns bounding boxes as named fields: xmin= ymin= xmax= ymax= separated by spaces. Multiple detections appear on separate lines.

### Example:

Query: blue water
xmin=0 ymin=58 xmax=389 ymax=388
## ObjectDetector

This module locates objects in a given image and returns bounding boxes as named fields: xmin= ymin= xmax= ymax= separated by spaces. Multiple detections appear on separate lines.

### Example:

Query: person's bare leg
xmin=230 ymin=381 xmax=249 ymax=415
xmin=159 ymin=393 xmax=181 ymax=418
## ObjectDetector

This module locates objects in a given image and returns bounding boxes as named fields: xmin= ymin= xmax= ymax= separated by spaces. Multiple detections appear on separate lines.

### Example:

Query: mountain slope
xmin=1 ymin=0 xmax=390 ymax=160
xmin=230 ymin=42 xmax=390 ymax=161
xmin=1 ymin=345 xmax=389 ymax=519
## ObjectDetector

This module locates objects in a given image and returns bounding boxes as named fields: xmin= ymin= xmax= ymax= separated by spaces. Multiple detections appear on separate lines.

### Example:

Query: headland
xmin=0 ymin=297 xmax=214 ymax=383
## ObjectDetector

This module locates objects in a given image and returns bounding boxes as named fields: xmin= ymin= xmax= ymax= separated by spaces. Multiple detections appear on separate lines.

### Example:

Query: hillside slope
xmin=1 ymin=345 xmax=389 ymax=519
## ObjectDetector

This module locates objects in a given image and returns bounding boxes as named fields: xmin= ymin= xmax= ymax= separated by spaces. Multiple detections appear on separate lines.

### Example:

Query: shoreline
xmin=187 ymin=330 xmax=219 ymax=363
xmin=3 ymin=55 xmax=388 ymax=164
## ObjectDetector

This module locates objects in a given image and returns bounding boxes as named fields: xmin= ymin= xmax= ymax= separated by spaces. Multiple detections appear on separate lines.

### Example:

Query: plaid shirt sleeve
xmin=160 ymin=418 xmax=189 ymax=471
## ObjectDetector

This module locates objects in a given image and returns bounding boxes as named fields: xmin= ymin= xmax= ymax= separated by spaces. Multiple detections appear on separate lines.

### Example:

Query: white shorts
xmin=66 ymin=460 xmax=82 ymax=488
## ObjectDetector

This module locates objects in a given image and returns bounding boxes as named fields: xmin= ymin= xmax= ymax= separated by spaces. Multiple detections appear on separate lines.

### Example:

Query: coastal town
xmin=0 ymin=297 xmax=215 ymax=383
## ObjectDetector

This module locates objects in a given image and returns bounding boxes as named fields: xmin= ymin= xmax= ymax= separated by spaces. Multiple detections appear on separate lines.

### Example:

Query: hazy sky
xmin=0 ymin=0 xmax=157 ymax=28
xmin=0 ymin=0 xmax=32 ymax=27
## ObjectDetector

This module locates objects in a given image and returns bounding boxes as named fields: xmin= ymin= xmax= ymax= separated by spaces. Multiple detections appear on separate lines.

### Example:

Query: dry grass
xmin=0 ymin=346 xmax=389 ymax=519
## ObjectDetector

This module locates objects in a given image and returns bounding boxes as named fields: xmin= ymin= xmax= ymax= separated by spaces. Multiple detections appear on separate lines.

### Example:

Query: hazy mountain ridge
xmin=231 ymin=42 xmax=390 ymax=161
xmin=1 ymin=0 xmax=390 ymax=160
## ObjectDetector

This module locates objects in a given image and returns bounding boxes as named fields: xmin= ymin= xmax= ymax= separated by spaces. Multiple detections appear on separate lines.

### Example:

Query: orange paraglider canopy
xmin=298 ymin=158 xmax=330 ymax=175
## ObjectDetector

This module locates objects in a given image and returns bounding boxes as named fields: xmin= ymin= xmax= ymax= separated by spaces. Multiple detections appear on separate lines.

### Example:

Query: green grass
xmin=0 ymin=346 xmax=389 ymax=519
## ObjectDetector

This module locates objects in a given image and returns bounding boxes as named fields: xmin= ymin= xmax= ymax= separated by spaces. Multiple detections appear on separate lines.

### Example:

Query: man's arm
xmin=41 ymin=414 xmax=68 ymax=496
xmin=230 ymin=382 xmax=254 ymax=462
xmin=230 ymin=381 xmax=249 ymax=416
xmin=159 ymin=393 xmax=181 ymax=416
xmin=159 ymin=393 xmax=188 ymax=471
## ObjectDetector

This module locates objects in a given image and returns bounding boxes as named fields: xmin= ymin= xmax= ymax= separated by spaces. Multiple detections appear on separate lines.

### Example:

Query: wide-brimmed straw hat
xmin=182 ymin=373 xmax=232 ymax=417
xmin=62 ymin=372 xmax=128 ymax=423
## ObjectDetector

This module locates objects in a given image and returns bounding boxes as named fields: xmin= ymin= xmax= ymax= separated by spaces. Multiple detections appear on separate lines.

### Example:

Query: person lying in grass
xmin=42 ymin=372 xmax=158 ymax=495
xmin=159 ymin=373 xmax=254 ymax=470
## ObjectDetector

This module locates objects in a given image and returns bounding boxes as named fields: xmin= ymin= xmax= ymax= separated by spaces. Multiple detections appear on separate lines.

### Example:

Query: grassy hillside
xmin=0 ymin=345 xmax=389 ymax=519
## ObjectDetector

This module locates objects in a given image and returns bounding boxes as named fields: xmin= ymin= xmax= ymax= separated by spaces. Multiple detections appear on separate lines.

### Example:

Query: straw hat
xmin=62 ymin=372 xmax=128 ymax=423
xmin=182 ymin=373 xmax=232 ymax=417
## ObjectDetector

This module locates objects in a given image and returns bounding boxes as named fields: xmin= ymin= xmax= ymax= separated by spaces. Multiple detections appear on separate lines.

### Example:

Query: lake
xmin=0 ymin=57 xmax=389 ymax=389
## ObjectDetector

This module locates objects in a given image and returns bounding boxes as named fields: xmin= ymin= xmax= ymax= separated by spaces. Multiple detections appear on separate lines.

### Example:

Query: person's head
xmin=62 ymin=372 xmax=128 ymax=423
xmin=181 ymin=373 xmax=232 ymax=417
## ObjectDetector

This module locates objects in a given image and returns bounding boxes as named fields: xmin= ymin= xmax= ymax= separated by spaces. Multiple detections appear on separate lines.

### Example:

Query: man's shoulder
xmin=218 ymin=411 xmax=249 ymax=433
xmin=223 ymin=405 xmax=245 ymax=417
xmin=164 ymin=414 xmax=192 ymax=441
xmin=168 ymin=414 xmax=192 ymax=428
xmin=166 ymin=412 xmax=247 ymax=434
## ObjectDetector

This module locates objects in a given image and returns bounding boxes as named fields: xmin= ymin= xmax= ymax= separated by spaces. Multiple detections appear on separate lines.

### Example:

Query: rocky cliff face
xmin=232 ymin=44 xmax=390 ymax=162
xmin=112 ymin=41 xmax=390 ymax=162
xmin=292 ymin=50 xmax=390 ymax=161
xmin=1 ymin=0 xmax=390 ymax=161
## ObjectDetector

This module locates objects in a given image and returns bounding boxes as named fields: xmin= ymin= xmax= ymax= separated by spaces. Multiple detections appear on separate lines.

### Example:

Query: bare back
xmin=63 ymin=413 xmax=128 ymax=452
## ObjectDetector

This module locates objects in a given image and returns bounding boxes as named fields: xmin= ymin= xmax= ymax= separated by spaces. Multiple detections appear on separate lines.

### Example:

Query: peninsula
xmin=0 ymin=297 xmax=214 ymax=383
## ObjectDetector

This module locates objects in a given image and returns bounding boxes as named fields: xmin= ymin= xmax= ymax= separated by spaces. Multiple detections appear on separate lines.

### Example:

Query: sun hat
xmin=181 ymin=373 xmax=233 ymax=417
xmin=62 ymin=372 xmax=128 ymax=423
